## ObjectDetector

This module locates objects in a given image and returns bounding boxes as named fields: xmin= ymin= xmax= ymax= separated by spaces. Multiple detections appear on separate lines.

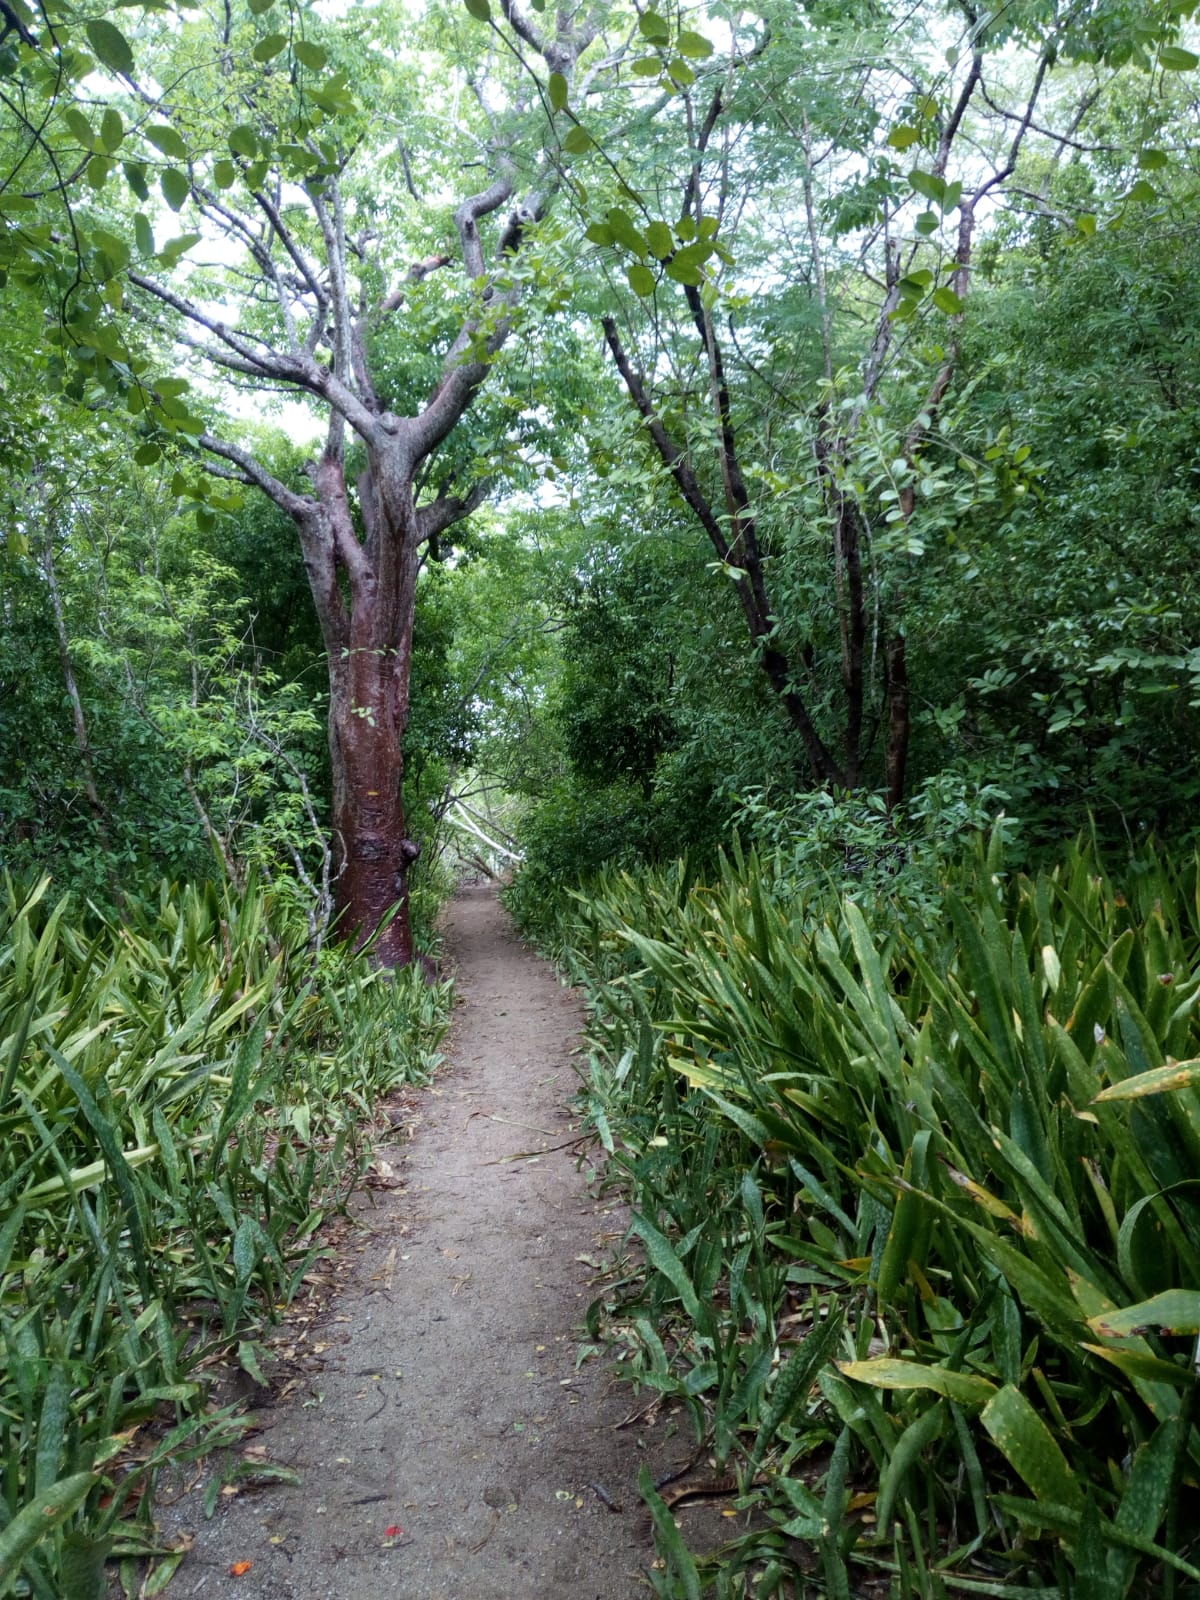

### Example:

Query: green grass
xmin=0 ymin=871 xmax=449 ymax=1599
xmin=522 ymin=836 xmax=1200 ymax=1598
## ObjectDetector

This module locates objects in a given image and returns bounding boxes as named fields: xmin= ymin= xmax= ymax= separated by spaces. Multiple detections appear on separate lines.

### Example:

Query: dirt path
xmin=167 ymin=884 xmax=671 ymax=1598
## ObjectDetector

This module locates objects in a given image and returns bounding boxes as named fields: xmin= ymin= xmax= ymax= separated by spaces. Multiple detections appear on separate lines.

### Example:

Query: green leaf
xmin=294 ymin=40 xmax=327 ymax=69
xmin=548 ymin=71 xmax=568 ymax=111
xmin=667 ymin=57 xmax=695 ymax=87
xmin=36 ymin=1365 xmax=70 ymax=1493
xmin=754 ymin=1306 xmax=844 ymax=1467
xmin=60 ymin=1530 xmax=111 ymax=1600
xmin=933 ymin=285 xmax=964 ymax=315
xmin=1138 ymin=148 xmax=1169 ymax=170
xmin=1089 ymin=1290 xmax=1200 ymax=1337
xmin=631 ymin=1212 xmax=704 ymax=1325
xmin=876 ymin=1400 xmax=945 ymax=1532
xmin=915 ymin=210 xmax=939 ymax=235
xmin=0 ymin=1472 xmax=98 ymax=1586
xmin=64 ymin=108 xmax=96 ymax=149
xmin=1159 ymin=45 xmax=1199 ymax=70
xmin=583 ymin=222 xmax=613 ymax=246
xmin=156 ymin=232 xmax=201 ymax=266
xmin=229 ymin=125 xmax=258 ymax=158
xmin=1094 ymin=1057 xmax=1200 ymax=1101
xmin=133 ymin=212 xmax=154 ymax=256
xmin=909 ymin=168 xmax=946 ymax=205
xmin=100 ymin=108 xmax=125 ymax=153
xmin=91 ymin=227 xmax=129 ymax=271
xmin=213 ymin=158 xmax=236 ymax=189
xmin=85 ymin=19 xmax=135 ymax=76
xmin=253 ymin=32 xmax=288 ymax=62
xmin=839 ymin=1357 xmax=996 ymax=1407
xmin=247 ymin=0 xmax=276 ymax=11
xmin=562 ymin=125 xmax=592 ymax=155
xmin=640 ymin=1466 xmax=702 ymax=1600
xmin=630 ymin=56 xmax=662 ymax=75
xmin=145 ymin=124 xmax=188 ymax=161
xmin=888 ymin=125 xmax=921 ymax=150
xmin=123 ymin=160 xmax=150 ymax=201
xmin=639 ymin=9 xmax=670 ymax=42
xmin=627 ymin=263 xmax=656 ymax=296
xmin=606 ymin=207 xmax=646 ymax=254
xmin=160 ymin=168 xmax=190 ymax=211
xmin=134 ymin=441 xmax=161 ymax=466
xmin=464 ymin=0 xmax=492 ymax=20
xmin=676 ymin=29 xmax=714 ymax=58
xmin=981 ymin=1385 xmax=1084 ymax=1510
xmin=645 ymin=220 xmax=674 ymax=260
xmin=664 ymin=257 xmax=703 ymax=286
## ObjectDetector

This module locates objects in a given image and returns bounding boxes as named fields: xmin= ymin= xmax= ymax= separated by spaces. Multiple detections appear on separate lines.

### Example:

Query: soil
xmin=159 ymin=884 xmax=697 ymax=1599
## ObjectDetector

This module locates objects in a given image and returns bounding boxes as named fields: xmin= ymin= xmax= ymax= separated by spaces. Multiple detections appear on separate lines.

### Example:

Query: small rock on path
xmin=166 ymin=884 xmax=670 ymax=1599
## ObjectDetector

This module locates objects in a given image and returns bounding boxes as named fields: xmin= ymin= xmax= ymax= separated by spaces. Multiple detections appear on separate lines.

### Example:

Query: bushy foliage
xmin=0 ymin=871 xmax=449 ymax=1593
xmin=533 ymin=837 xmax=1200 ymax=1596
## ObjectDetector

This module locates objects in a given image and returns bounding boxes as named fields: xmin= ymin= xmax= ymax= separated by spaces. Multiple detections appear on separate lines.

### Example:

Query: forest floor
xmin=154 ymin=883 xmax=703 ymax=1599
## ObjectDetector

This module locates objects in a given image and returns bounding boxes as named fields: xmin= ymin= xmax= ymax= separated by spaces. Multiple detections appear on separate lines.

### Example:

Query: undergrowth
xmin=511 ymin=835 xmax=1200 ymax=1598
xmin=0 ymin=871 xmax=449 ymax=1598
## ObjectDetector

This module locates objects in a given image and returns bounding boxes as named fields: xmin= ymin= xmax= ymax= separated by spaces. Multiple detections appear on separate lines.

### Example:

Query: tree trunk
xmin=328 ymin=644 xmax=415 ymax=967
xmin=307 ymin=445 xmax=424 ymax=967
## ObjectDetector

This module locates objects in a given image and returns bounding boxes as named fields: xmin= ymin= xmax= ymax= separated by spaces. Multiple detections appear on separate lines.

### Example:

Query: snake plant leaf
xmin=981 ymin=1386 xmax=1084 ymax=1510
xmin=1089 ymin=1290 xmax=1200 ymax=1337
xmin=0 ymin=1472 xmax=98 ymax=1596
xmin=1094 ymin=1058 xmax=1200 ymax=1101
xmin=839 ymin=1357 xmax=996 ymax=1407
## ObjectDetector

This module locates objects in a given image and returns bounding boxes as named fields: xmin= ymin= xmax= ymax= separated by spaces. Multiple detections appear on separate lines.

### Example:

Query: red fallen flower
xmin=384 ymin=1525 xmax=403 ymax=1538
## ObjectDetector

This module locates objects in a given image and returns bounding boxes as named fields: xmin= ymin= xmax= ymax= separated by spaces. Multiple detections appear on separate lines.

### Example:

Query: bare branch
xmin=417 ymin=482 xmax=489 ymax=545
xmin=197 ymin=431 xmax=314 ymax=519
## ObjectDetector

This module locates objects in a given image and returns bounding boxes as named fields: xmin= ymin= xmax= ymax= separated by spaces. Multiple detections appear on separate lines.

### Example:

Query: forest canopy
xmin=3 ymin=0 xmax=1198 ymax=937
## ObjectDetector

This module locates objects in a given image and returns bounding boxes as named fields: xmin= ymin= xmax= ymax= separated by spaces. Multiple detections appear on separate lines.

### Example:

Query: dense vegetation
xmin=512 ymin=839 xmax=1200 ymax=1596
xmin=3 ymin=0 xmax=1200 ymax=1591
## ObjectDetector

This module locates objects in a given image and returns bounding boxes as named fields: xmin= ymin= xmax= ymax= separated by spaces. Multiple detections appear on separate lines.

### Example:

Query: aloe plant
xmin=0 ymin=871 xmax=449 ymax=1597
xmin=542 ymin=837 xmax=1200 ymax=1596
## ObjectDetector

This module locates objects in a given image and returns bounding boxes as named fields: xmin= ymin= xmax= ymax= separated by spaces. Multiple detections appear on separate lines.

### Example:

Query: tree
xmin=484 ymin=0 xmax=1200 ymax=808
xmin=104 ymin=0 xmax=605 ymax=963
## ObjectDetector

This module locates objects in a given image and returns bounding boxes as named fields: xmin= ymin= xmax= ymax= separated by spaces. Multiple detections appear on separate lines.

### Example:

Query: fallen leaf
xmin=230 ymin=1560 xmax=253 ymax=1576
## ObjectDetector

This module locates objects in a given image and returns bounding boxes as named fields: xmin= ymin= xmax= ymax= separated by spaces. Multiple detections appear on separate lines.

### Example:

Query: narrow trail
xmin=168 ymin=885 xmax=674 ymax=1599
